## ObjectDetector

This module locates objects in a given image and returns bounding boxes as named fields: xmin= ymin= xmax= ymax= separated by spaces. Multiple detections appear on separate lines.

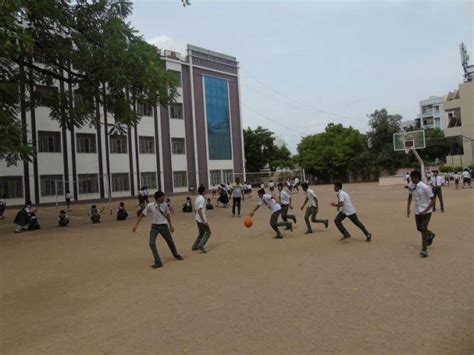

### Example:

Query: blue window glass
xmin=204 ymin=76 xmax=232 ymax=160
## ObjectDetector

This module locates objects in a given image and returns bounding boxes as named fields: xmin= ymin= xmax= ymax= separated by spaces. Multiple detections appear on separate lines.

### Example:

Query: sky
xmin=129 ymin=0 xmax=473 ymax=153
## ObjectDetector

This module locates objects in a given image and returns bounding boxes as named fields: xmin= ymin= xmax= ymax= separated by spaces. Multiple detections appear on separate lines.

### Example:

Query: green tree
xmin=297 ymin=123 xmax=372 ymax=182
xmin=244 ymin=126 xmax=284 ymax=172
xmin=420 ymin=128 xmax=451 ymax=164
xmin=272 ymin=144 xmax=293 ymax=170
xmin=367 ymin=108 xmax=406 ymax=174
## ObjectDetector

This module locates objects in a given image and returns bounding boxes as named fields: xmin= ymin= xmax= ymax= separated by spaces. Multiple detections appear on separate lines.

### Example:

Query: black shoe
xmin=304 ymin=230 xmax=313 ymax=235
xmin=199 ymin=247 xmax=207 ymax=254
xmin=441 ymin=209 xmax=445 ymax=213
xmin=192 ymin=247 xmax=198 ymax=251
xmin=427 ymin=234 xmax=436 ymax=246
xmin=420 ymin=250 xmax=428 ymax=258
xmin=366 ymin=234 xmax=372 ymax=242
xmin=274 ymin=235 xmax=283 ymax=239
xmin=324 ymin=219 xmax=329 ymax=229
xmin=293 ymin=216 xmax=297 ymax=224
xmin=289 ymin=223 xmax=293 ymax=232
xmin=433 ymin=208 xmax=436 ymax=212
xmin=340 ymin=235 xmax=351 ymax=241
xmin=174 ymin=254 xmax=184 ymax=260
xmin=151 ymin=262 xmax=163 ymax=269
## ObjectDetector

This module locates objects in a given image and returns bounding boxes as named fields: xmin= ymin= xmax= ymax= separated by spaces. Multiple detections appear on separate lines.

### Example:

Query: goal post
xmin=393 ymin=130 xmax=426 ymax=180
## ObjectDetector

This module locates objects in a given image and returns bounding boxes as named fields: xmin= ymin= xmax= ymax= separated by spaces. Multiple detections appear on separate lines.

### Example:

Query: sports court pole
xmin=55 ymin=180 xmax=58 ymax=209
xmin=107 ymin=174 xmax=112 ymax=216
xmin=411 ymin=149 xmax=425 ymax=181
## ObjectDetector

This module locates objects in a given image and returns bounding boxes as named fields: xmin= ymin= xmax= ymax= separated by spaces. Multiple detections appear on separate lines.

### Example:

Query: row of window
xmin=0 ymin=171 xmax=189 ymax=198
xmin=209 ymin=169 xmax=234 ymax=186
xmin=37 ymin=132 xmax=186 ymax=155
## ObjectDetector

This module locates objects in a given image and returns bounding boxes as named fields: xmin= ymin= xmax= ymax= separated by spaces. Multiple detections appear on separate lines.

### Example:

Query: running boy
xmin=407 ymin=171 xmax=436 ymax=257
xmin=249 ymin=188 xmax=292 ymax=239
xmin=430 ymin=170 xmax=445 ymax=212
xmin=132 ymin=191 xmax=184 ymax=268
xmin=192 ymin=185 xmax=212 ymax=253
xmin=331 ymin=182 xmax=372 ymax=242
xmin=230 ymin=177 xmax=244 ymax=217
xmin=277 ymin=182 xmax=296 ymax=227
xmin=300 ymin=182 xmax=328 ymax=234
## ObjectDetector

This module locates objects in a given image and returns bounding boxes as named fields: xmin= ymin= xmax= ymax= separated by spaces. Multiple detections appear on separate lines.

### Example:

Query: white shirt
xmin=231 ymin=183 xmax=243 ymax=198
xmin=294 ymin=178 xmax=299 ymax=184
xmin=259 ymin=194 xmax=281 ymax=213
xmin=279 ymin=190 xmax=290 ymax=205
xmin=463 ymin=170 xmax=471 ymax=178
xmin=269 ymin=181 xmax=275 ymax=188
xmin=454 ymin=173 xmax=459 ymax=180
xmin=0 ymin=199 xmax=6 ymax=207
xmin=195 ymin=195 xmax=207 ymax=223
xmin=260 ymin=183 xmax=265 ymax=189
xmin=430 ymin=176 xmax=443 ymax=187
xmin=66 ymin=193 xmax=71 ymax=199
xmin=337 ymin=190 xmax=356 ymax=216
xmin=409 ymin=182 xmax=434 ymax=215
xmin=142 ymin=202 xmax=170 ymax=225
xmin=305 ymin=189 xmax=318 ymax=207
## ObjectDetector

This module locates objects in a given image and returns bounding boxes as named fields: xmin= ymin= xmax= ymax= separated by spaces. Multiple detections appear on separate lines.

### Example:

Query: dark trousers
xmin=334 ymin=212 xmax=370 ymax=238
xmin=432 ymin=187 xmax=444 ymax=211
xmin=281 ymin=204 xmax=295 ymax=223
xmin=192 ymin=222 xmax=211 ymax=250
xmin=304 ymin=206 xmax=326 ymax=232
xmin=415 ymin=213 xmax=434 ymax=251
xmin=232 ymin=197 xmax=242 ymax=215
xmin=149 ymin=224 xmax=179 ymax=264
xmin=270 ymin=210 xmax=291 ymax=235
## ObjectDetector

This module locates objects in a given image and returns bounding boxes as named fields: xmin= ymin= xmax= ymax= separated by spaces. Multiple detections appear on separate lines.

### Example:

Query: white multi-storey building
xmin=0 ymin=45 xmax=245 ymax=206
xmin=415 ymin=96 xmax=445 ymax=129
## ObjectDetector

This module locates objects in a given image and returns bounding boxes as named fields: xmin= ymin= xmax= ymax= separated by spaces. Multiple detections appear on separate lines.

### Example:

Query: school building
xmin=0 ymin=45 xmax=245 ymax=206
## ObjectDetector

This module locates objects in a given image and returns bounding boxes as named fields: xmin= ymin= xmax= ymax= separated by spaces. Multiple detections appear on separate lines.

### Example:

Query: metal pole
xmin=55 ymin=180 xmax=58 ymax=209
xmin=411 ymin=149 xmax=425 ymax=181
xmin=107 ymin=174 xmax=112 ymax=215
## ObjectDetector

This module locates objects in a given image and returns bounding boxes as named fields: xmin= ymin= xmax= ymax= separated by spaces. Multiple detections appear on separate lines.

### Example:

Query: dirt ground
xmin=0 ymin=182 xmax=473 ymax=354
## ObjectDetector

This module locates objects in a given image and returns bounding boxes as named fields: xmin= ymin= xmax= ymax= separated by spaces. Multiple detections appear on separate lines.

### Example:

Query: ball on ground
xmin=244 ymin=218 xmax=253 ymax=228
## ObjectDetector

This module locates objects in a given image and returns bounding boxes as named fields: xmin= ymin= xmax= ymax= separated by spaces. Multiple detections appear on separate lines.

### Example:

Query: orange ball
xmin=244 ymin=218 xmax=253 ymax=228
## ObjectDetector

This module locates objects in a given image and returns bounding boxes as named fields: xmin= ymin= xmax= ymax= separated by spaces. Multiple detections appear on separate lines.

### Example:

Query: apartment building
xmin=444 ymin=81 xmax=474 ymax=167
xmin=0 ymin=45 xmax=245 ymax=205
xmin=415 ymin=96 xmax=445 ymax=129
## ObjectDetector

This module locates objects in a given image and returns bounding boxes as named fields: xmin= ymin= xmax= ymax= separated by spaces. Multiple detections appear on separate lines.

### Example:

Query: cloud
xmin=146 ymin=35 xmax=187 ymax=54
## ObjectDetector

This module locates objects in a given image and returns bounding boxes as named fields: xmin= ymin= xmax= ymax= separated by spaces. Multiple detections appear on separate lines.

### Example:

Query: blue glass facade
xmin=204 ymin=76 xmax=232 ymax=160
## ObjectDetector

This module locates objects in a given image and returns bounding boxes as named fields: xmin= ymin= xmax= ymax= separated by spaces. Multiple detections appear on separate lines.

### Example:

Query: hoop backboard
xmin=393 ymin=130 xmax=425 ymax=152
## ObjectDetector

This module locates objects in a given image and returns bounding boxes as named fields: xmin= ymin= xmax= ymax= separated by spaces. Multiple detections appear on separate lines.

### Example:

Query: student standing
xmin=250 ymin=188 xmax=292 ymax=239
xmin=331 ymin=182 xmax=372 ymax=242
xmin=65 ymin=190 xmax=72 ymax=211
xmin=453 ymin=171 xmax=460 ymax=190
xmin=192 ymin=185 xmax=212 ymax=253
xmin=407 ymin=171 xmax=436 ymax=257
xmin=300 ymin=182 xmax=328 ymax=234
xmin=230 ymin=177 xmax=244 ymax=217
xmin=430 ymin=170 xmax=445 ymax=212
xmin=0 ymin=195 xmax=6 ymax=220
xmin=277 ymin=183 xmax=296 ymax=227
xmin=132 ymin=191 xmax=184 ymax=268
xmin=462 ymin=168 xmax=472 ymax=188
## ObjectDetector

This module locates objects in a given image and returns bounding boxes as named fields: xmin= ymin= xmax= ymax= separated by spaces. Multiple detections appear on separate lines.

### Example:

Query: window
xmin=210 ymin=170 xmax=221 ymax=186
xmin=34 ymin=52 xmax=48 ymax=65
xmin=169 ymin=70 xmax=182 ymax=87
xmin=112 ymin=173 xmax=129 ymax=192
xmin=223 ymin=169 xmax=234 ymax=184
xmin=40 ymin=175 xmax=63 ymax=197
xmin=204 ymin=76 xmax=232 ymax=160
xmin=137 ymin=103 xmax=153 ymax=117
xmin=449 ymin=136 xmax=464 ymax=155
xmin=141 ymin=172 xmax=157 ymax=189
xmin=78 ymin=174 xmax=99 ymax=194
xmin=139 ymin=136 xmax=155 ymax=154
xmin=173 ymin=171 xmax=187 ymax=188
xmin=0 ymin=176 xmax=23 ymax=198
xmin=76 ymin=133 xmax=96 ymax=153
xmin=38 ymin=131 xmax=61 ymax=153
xmin=110 ymin=135 xmax=128 ymax=154
xmin=35 ymin=85 xmax=58 ymax=107
xmin=447 ymin=109 xmax=462 ymax=128
xmin=172 ymin=138 xmax=185 ymax=154
xmin=170 ymin=104 xmax=183 ymax=119
xmin=74 ymin=90 xmax=84 ymax=108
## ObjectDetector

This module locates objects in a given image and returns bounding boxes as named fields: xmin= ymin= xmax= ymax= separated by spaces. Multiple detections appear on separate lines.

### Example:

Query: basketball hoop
xmin=404 ymin=140 xmax=414 ymax=154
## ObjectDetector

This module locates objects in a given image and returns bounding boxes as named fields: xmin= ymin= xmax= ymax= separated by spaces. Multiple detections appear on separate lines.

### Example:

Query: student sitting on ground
xmin=166 ymin=198 xmax=174 ymax=213
xmin=206 ymin=198 xmax=214 ymax=210
xmin=89 ymin=205 xmax=102 ymax=224
xmin=182 ymin=197 xmax=193 ymax=213
xmin=28 ymin=209 xmax=40 ymax=230
xmin=14 ymin=201 xmax=34 ymax=233
xmin=58 ymin=209 xmax=70 ymax=227
xmin=0 ymin=195 xmax=6 ymax=220
xmin=218 ymin=185 xmax=229 ymax=207
xmin=117 ymin=202 xmax=128 ymax=221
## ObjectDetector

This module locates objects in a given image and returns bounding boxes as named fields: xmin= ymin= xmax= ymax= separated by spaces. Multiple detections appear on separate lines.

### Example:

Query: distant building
xmin=444 ymin=81 xmax=474 ymax=167
xmin=415 ymin=96 xmax=445 ymax=129
xmin=400 ymin=119 xmax=418 ymax=132
xmin=273 ymin=136 xmax=286 ymax=148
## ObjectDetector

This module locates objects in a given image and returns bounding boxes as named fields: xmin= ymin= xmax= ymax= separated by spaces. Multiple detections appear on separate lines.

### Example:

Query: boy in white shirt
xmin=430 ymin=170 xmax=445 ymax=212
xmin=230 ymin=177 xmax=245 ymax=217
xmin=277 ymin=182 xmax=296 ymax=226
xmin=133 ymin=191 xmax=184 ymax=268
xmin=462 ymin=168 xmax=471 ymax=188
xmin=407 ymin=170 xmax=436 ymax=257
xmin=250 ymin=188 xmax=293 ymax=239
xmin=192 ymin=185 xmax=211 ymax=253
xmin=300 ymin=182 xmax=328 ymax=234
xmin=331 ymin=182 xmax=372 ymax=242
xmin=0 ymin=195 xmax=6 ymax=220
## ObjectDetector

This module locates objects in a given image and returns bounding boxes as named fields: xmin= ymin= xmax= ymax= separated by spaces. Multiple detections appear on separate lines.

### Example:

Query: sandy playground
xmin=0 ymin=182 xmax=473 ymax=354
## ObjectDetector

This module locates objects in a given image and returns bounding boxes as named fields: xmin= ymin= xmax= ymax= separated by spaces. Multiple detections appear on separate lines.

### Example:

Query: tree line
xmin=244 ymin=108 xmax=454 ymax=182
